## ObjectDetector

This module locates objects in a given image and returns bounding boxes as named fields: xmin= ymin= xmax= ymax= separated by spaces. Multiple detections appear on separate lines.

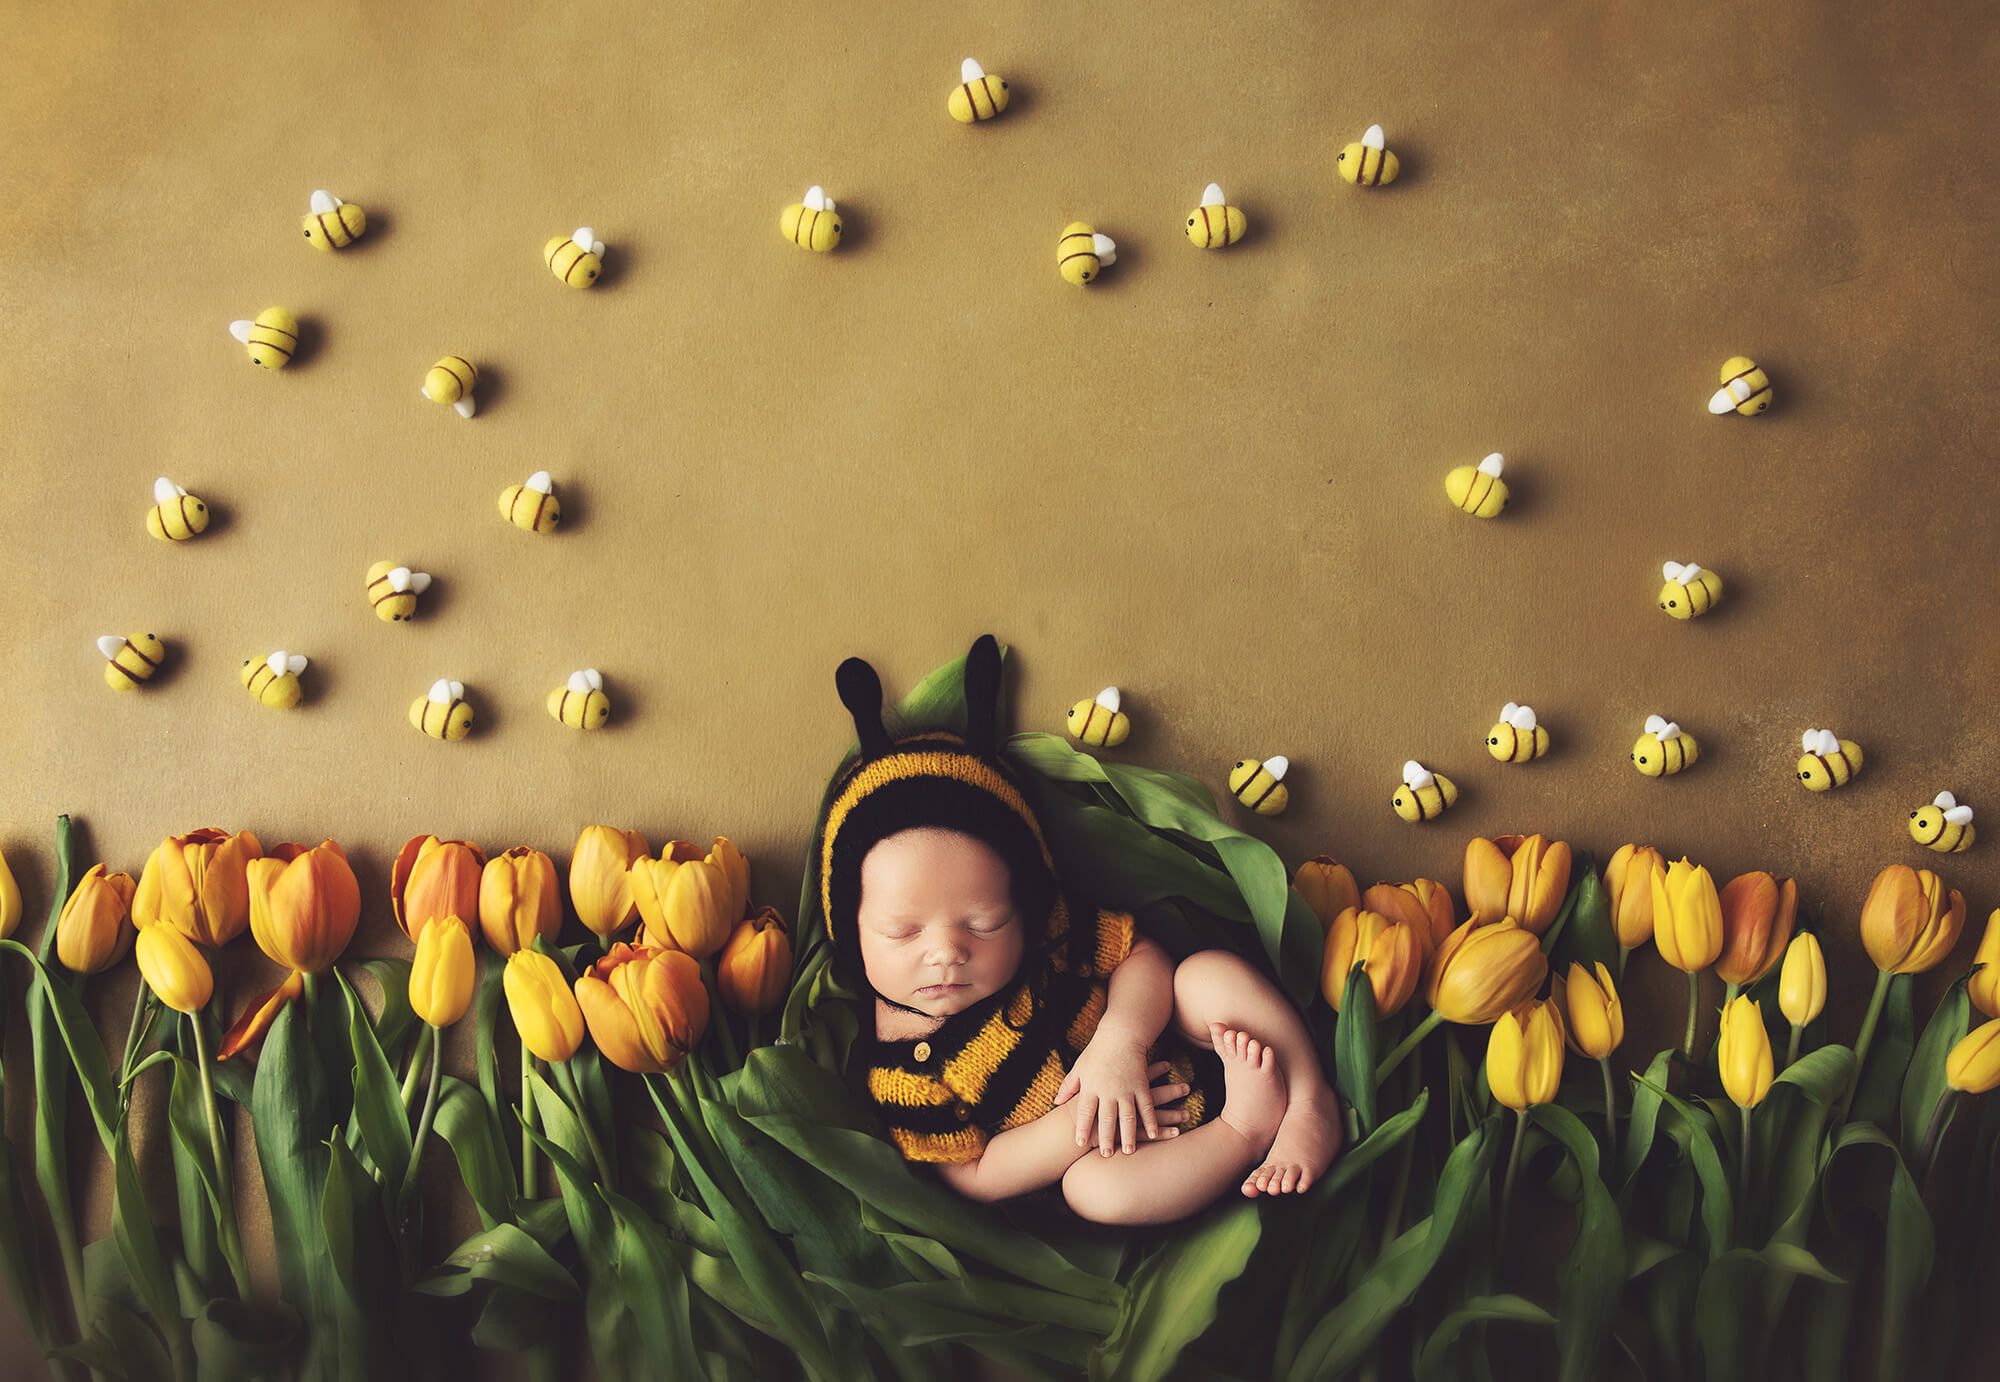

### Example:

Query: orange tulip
xmin=220 ymin=841 xmax=361 ymax=1060
xmin=569 ymin=826 xmax=649 ymax=939
xmin=1320 ymin=907 xmax=1423 ymax=1017
xmin=56 ymin=863 xmax=136 ymax=975
xmin=1715 ymin=871 xmax=1798 ymax=988
xmin=133 ymin=828 xmax=263 ymax=946
xmin=632 ymin=840 xmax=736 ymax=958
xmin=1423 ymin=917 xmax=1548 ymax=1024
xmin=1464 ymin=834 xmax=1572 ymax=934
xmin=574 ymin=942 xmax=709 ymax=1073
xmin=1293 ymin=856 xmax=1360 ymax=929
xmin=136 ymin=923 xmax=214 ymax=1014
xmin=1400 ymin=878 xmax=1458 ymax=952
xmin=1360 ymin=884 xmax=1435 ymax=950
xmin=1860 ymin=864 xmax=1966 ymax=975
xmin=390 ymin=835 xmax=486 ymax=943
xmin=479 ymin=846 xmax=561 ymax=956
xmin=505 ymin=950 xmax=586 ymax=1062
xmin=410 ymin=916 xmax=476 ymax=1027
xmin=1604 ymin=844 xmax=1665 ymax=950
xmin=717 ymin=908 xmax=794 ymax=1017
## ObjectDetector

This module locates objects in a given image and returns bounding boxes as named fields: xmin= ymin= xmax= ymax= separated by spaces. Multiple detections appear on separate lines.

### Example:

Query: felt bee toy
xmin=365 ymin=561 xmax=433 ymax=622
xmin=1632 ymin=715 xmax=1698 ymax=778
xmin=422 ymin=356 xmax=478 ymax=418
xmin=1910 ymin=791 xmax=1975 ymax=854
xmin=499 ymin=471 xmax=561 ymax=533
xmin=948 ymin=58 xmax=1009 ymax=122
xmin=1229 ymin=756 xmax=1290 ymax=816
xmin=146 ymin=477 xmax=210 ymax=542
xmin=548 ymin=668 xmax=611 ymax=730
xmin=228 ymin=308 xmax=299 ymax=369
xmin=1058 ymin=222 xmax=1117 ymax=286
xmin=1658 ymin=561 xmax=1724 ymax=620
xmin=410 ymin=678 xmax=473 ymax=741
xmin=1796 ymin=728 xmax=1863 ymax=791
xmin=301 ymin=190 xmax=366 ymax=250
xmin=97 ymin=634 xmax=165 ymax=691
xmin=1708 ymin=357 xmax=1772 ymax=416
xmin=1487 ymin=703 xmax=1548 ymax=763
xmin=781 ymin=187 xmax=842 ymax=252
xmin=242 ymin=651 xmax=308 ymax=710
xmin=545 ymin=227 xmax=605 ymax=287
xmin=1186 ymin=184 xmax=1247 ymax=249
xmin=1337 ymin=124 xmax=1400 ymax=186
xmin=1392 ymin=760 xmax=1458 ymax=822
xmin=1065 ymin=687 xmax=1130 ymax=747
xmin=1445 ymin=453 xmax=1508 ymax=518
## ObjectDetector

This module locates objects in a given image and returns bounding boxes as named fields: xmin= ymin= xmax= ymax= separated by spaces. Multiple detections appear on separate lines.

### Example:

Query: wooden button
xmin=913 ymin=1041 xmax=931 ymax=1062
xmin=954 ymin=1103 xmax=970 ymax=1121
xmin=1077 ymin=962 xmax=1093 ymax=978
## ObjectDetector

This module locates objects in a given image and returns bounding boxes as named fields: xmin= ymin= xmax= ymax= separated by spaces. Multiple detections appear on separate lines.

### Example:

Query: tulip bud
xmin=133 ymin=828 xmax=263 ymax=947
xmin=631 ymin=840 xmax=736 ymax=958
xmin=505 ymin=950 xmax=586 ymax=1061
xmin=1715 ymin=871 xmax=1798 ymax=988
xmin=1778 ymin=933 xmax=1827 ymax=1028
xmin=1293 ymin=856 xmax=1360 ymax=929
xmin=1946 ymin=1018 xmax=2000 ymax=1095
xmin=1557 ymin=962 xmax=1624 ymax=1059
xmin=135 ymin=923 xmax=214 ymax=1014
xmin=391 ymin=835 xmax=486 ymax=943
xmin=245 ymin=841 xmax=360 ymax=974
xmin=1400 ymin=879 xmax=1458 ymax=952
xmin=569 ymin=825 xmax=648 ymax=939
xmin=1969 ymin=910 xmax=2000 ymax=1021
xmin=1651 ymin=858 xmax=1723 ymax=974
xmin=56 ymin=863 xmax=136 ymax=975
xmin=1464 ymin=834 xmax=1572 ymax=934
xmin=1320 ymin=907 xmax=1422 ymax=1018
xmin=1361 ymin=883 xmax=1433 ymax=944
xmin=1423 ymin=917 xmax=1548 ymax=1025
xmin=1487 ymin=998 xmax=1565 ymax=1110
xmin=410 ymin=916 xmax=476 ymax=1027
xmin=0 ymin=845 xmax=20 ymax=941
xmin=717 ymin=908 xmax=793 ymax=1017
xmin=1717 ymin=995 xmax=1774 ymax=1108
xmin=1860 ymin=864 xmax=1966 ymax=975
xmin=1605 ymin=844 xmax=1665 ymax=949
xmin=478 ymin=846 xmax=561 ymax=956
xmin=575 ymin=942 xmax=710 ymax=1073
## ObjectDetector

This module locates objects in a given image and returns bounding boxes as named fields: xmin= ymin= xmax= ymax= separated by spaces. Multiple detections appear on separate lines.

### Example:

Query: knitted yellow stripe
xmin=867 ymin=1066 xmax=956 ymax=1109
xmin=942 ymin=1002 xmax=1027 ymax=1104
xmin=890 ymin=1124 xmax=988 ymax=1163
xmin=1094 ymin=912 xmax=1135 ymax=974
xmin=999 ymin=1050 xmax=1067 ymax=1130
xmin=1066 ymin=986 xmax=1106 ymax=1051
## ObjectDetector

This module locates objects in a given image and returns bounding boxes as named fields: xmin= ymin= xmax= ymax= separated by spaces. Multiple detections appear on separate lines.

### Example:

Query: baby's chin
xmin=907 ymin=981 xmax=992 ymax=1016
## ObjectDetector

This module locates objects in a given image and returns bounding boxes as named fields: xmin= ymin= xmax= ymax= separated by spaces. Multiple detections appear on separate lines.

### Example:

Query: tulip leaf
xmin=415 ymin=1220 xmax=578 ymax=1301
xmin=1850 ymin=973 xmax=1915 ymax=1127
xmin=337 ymin=971 xmax=411 ymax=1195
xmin=1 ymin=937 xmax=119 ymax=1153
xmin=110 ymin=1119 xmax=187 ymax=1372
xmin=187 ymin=1297 xmax=299 ymax=1378
xmin=251 ymin=993 xmax=338 ymax=1379
xmin=435 ymin=1075 xmax=516 ymax=1229
xmin=1619 ymin=1050 xmax=1675 ymax=1191
xmin=1414 ymin=1294 xmax=1555 ymax=1382
xmin=1552 ymin=862 xmax=1616 ymax=975
xmin=602 ymin=1189 xmax=706 ymax=1378
xmin=163 ymin=1050 xmax=224 ymax=1288
xmin=1899 ymin=969 xmax=1973 ymax=1164
xmin=1096 ymin=1198 xmax=1259 ymax=1381
xmin=1533 ymin=1104 xmax=1625 ymax=1382
xmin=321 ymin=1132 xmax=392 ymax=1378
xmin=523 ymin=1082 xmax=613 ymax=1262
xmin=1639 ymin=1078 xmax=1734 ymax=1261
xmin=471 ymin=960 xmax=518 ymax=1190
xmin=1333 ymin=968 xmax=1379 ymax=1136
xmin=1772 ymin=1044 xmax=1855 ymax=1107
xmin=350 ymin=957 xmax=417 ymax=1067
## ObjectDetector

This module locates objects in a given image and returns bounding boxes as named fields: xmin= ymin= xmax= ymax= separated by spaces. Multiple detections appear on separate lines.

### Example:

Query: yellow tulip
xmin=478 ymin=846 xmax=561 ymax=956
xmin=1715 ymin=871 xmax=1797 ymax=988
xmin=56 ymin=863 xmax=136 ymax=975
xmin=410 ymin=916 xmax=476 ymax=1027
xmin=1651 ymin=859 xmax=1723 ymax=974
xmin=1464 ymin=834 xmax=1572 ymax=934
xmin=574 ymin=941 xmax=710 ymax=1073
xmin=0 ymin=845 xmax=20 ymax=940
xmin=135 ymin=923 xmax=213 ymax=1014
xmin=132 ymin=828 xmax=263 ymax=947
xmin=245 ymin=842 xmax=360 ymax=974
xmin=1319 ymin=907 xmax=1423 ymax=1018
xmin=717 ymin=908 xmax=794 ymax=1017
xmin=632 ymin=841 xmax=735 ymax=958
xmin=710 ymin=835 xmax=751 ymax=930
xmin=1778 ymin=933 xmax=1827 ymax=1027
xmin=1361 ymin=883 xmax=1438 ymax=954
xmin=505 ymin=950 xmax=586 ymax=1061
xmin=1487 ymin=998 xmax=1565 ymax=1110
xmin=1946 ymin=1018 xmax=2000 ymax=1095
xmin=1400 ymin=878 xmax=1458 ymax=952
xmin=1293 ymin=856 xmax=1360 ymax=930
xmin=1717 ymin=995 xmax=1774 ymax=1108
xmin=1968 ymin=910 xmax=2000 ymax=1020
xmin=1605 ymin=844 xmax=1665 ymax=949
xmin=569 ymin=825 xmax=649 ymax=939
xmin=1860 ymin=864 xmax=1966 ymax=975
xmin=1423 ymin=917 xmax=1548 ymax=1025
xmin=390 ymin=834 xmax=486 ymax=943
xmin=1556 ymin=962 xmax=1624 ymax=1059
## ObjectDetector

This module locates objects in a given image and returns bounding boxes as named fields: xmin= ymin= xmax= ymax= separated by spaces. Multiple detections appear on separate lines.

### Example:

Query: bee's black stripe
xmin=125 ymin=637 xmax=160 ymax=668
xmin=176 ymin=495 xmax=196 ymax=533
xmin=107 ymin=657 xmax=143 ymax=684
xmin=563 ymin=247 xmax=589 ymax=283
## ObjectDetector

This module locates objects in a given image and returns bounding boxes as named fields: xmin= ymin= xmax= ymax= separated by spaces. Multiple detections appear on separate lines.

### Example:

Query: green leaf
xmin=1900 ymin=970 xmax=1973 ymax=1163
xmin=1333 ymin=969 xmax=1379 ymax=1136
xmin=473 ymin=958 xmax=518 ymax=1191
xmin=338 ymin=971 xmax=411 ymax=1194
xmin=601 ymin=1190 xmax=706 ymax=1379
xmin=1 ymin=937 xmax=119 ymax=1152
xmin=415 ymin=1221 xmax=578 ymax=1301
xmin=1414 ymin=1295 xmax=1555 ymax=1382
xmin=110 ymin=1125 xmax=186 ymax=1372
xmin=1773 ymin=1044 xmax=1855 ymax=1106
xmin=1533 ymin=1104 xmax=1625 ymax=1382
xmin=250 ymin=992 xmax=335 ymax=1378
xmin=350 ymin=957 xmax=417 ymax=1067
xmin=320 ymin=1133 xmax=389 ymax=1379
xmin=188 ymin=1297 xmax=298 ymax=1379
xmin=1638 ymin=1077 xmax=1734 ymax=1259
xmin=164 ymin=1051 xmax=223 ymax=1291
xmin=435 ymin=1076 xmax=515 ymax=1229
xmin=522 ymin=1115 xmax=613 ymax=1265
xmin=1852 ymin=973 xmax=1915 ymax=1126
xmin=1552 ymin=862 xmax=1616 ymax=974
xmin=1620 ymin=1049 xmax=1675 ymax=1190
xmin=1097 ymin=1200 xmax=1260 ymax=1382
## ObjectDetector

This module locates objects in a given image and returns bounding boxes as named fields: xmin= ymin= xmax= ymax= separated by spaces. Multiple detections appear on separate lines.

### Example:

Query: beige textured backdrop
xmin=3 ymin=0 xmax=1997 ymax=1366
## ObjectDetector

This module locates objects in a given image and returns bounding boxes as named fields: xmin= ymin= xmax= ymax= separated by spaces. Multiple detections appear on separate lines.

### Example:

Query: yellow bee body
xmin=781 ymin=186 xmax=842 ymax=252
xmin=545 ymin=228 xmax=605 ymax=287
xmin=1632 ymin=716 xmax=1698 ymax=777
xmin=301 ymin=190 xmax=366 ymax=250
xmin=1229 ymin=755 xmax=1289 ymax=816
xmin=228 ymin=307 xmax=298 ymax=369
xmin=1708 ymin=356 xmax=1772 ymax=416
xmin=1658 ymin=561 xmax=1724 ymax=619
xmin=499 ymin=471 xmax=561 ymax=533
xmin=1392 ymin=760 xmax=1458 ymax=822
xmin=410 ymin=678 xmax=473 ymax=741
xmin=1796 ymin=729 xmax=1862 ymax=791
xmin=1337 ymin=124 xmax=1400 ymax=186
xmin=97 ymin=633 xmax=164 ymax=691
xmin=365 ymin=561 xmax=433 ymax=622
xmin=1186 ymin=184 xmax=1247 ymax=249
xmin=146 ymin=477 xmax=210 ymax=541
xmin=241 ymin=651 xmax=308 ymax=710
xmin=1444 ymin=453 xmax=1508 ymax=518
xmin=1910 ymin=792 xmax=1974 ymax=853
xmin=423 ymin=356 xmax=478 ymax=418
xmin=948 ymin=58 xmax=1009 ymax=122
xmin=1486 ymin=703 xmax=1548 ymax=763
xmin=1066 ymin=687 xmax=1130 ymax=747
xmin=1058 ymin=222 xmax=1117 ymax=286
xmin=548 ymin=669 xmax=611 ymax=730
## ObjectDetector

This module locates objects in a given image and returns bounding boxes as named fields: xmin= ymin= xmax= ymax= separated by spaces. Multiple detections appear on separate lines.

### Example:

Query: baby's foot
xmin=1243 ymin=1086 xmax=1343 ymax=1197
xmin=1208 ymin=1023 xmax=1288 ymax=1156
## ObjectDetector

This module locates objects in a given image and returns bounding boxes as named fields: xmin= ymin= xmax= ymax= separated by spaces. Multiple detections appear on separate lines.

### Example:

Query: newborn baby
xmin=820 ymin=636 xmax=1343 ymax=1225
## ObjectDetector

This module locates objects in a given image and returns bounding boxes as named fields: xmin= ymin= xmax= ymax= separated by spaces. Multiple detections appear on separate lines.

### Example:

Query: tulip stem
xmin=1836 ymin=968 xmax=1894 ymax=1126
xmin=1737 ymin=1105 xmax=1754 ymax=1241
xmin=116 ymin=983 xmax=152 ymax=1113
xmin=189 ymin=1015 xmax=251 ymax=1300
xmin=1375 ymin=1010 xmax=1445 ymax=1085
xmin=1598 ymin=1057 xmax=1619 ymax=1172
xmin=555 ymin=1060 xmax=615 ymax=1189
xmin=701 ymin=963 xmax=741 ymax=1071
xmin=1916 ymin=1090 xmax=1959 ymax=1182
xmin=1496 ymin=1106 xmax=1529 ymax=1249
xmin=520 ymin=1041 xmax=540 ymax=1199
xmin=1785 ymin=1024 xmax=1802 ymax=1071
xmin=1617 ymin=944 xmax=1631 ymax=984
xmin=1682 ymin=971 xmax=1701 ymax=1062
xmin=403 ymin=1026 xmax=444 ymax=1205
xmin=399 ymin=1024 xmax=434 ymax=1113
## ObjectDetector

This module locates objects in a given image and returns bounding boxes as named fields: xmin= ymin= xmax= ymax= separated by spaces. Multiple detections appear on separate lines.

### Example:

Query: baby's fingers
xmin=1119 ymin=1096 xmax=1139 ymax=1154
xmin=1073 ymin=1093 xmax=1099 ymax=1147
xmin=1055 ymin=1070 xmax=1079 ymax=1105
xmin=1137 ymin=1086 xmax=1161 ymax=1142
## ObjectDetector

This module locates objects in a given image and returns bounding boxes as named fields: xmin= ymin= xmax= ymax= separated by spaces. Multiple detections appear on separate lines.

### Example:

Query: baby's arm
xmin=1058 ymin=936 xmax=1177 ymax=1153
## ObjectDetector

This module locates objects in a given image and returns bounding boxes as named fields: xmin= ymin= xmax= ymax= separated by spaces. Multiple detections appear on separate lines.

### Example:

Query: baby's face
xmin=856 ymin=827 xmax=1025 ymax=1019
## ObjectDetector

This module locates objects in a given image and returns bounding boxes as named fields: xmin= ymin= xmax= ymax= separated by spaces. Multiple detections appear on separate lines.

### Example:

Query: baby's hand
xmin=1056 ymin=1028 xmax=1172 ymax=1156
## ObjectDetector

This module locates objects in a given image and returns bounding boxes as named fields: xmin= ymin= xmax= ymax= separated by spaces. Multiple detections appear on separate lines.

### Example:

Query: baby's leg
xmin=1168 ymin=950 xmax=1343 ymax=1197
xmin=1061 ymin=1028 xmax=1287 ymax=1225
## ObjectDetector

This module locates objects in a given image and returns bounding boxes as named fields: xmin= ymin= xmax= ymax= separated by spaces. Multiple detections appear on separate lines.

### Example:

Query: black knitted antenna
xmin=834 ymin=656 xmax=894 ymax=758
xmin=962 ymin=634 xmax=1002 ymax=757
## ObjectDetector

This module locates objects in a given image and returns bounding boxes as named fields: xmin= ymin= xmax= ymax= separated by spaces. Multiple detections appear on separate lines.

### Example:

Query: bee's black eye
xmin=303 ymin=229 xmax=311 ymax=237
xmin=1668 ymin=600 xmax=1678 ymax=608
xmin=1638 ymin=756 xmax=1648 ymax=764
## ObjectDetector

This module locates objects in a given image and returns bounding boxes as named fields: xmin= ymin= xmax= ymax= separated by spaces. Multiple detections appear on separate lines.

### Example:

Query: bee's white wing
xmin=1477 ymin=453 xmax=1504 ymax=477
xmin=1401 ymin=759 xmax=1432 ymax=790
xmin=387 ymin=567 xmax=413 ymax=592
xmin=572 ymin=227 xmax=597 ymax=254
xmin=264 ymin=651 xmax=288 ymax=676
xmin=1092 ymin=233 xmax=1117 ymax=264
xmin=1660 ymin=561 xmax=1686 ymax=583
xmin=1643 ymin=714 xmax=1669 ymax=738
xmin=310 ymin=189 xmax=338 ymax=214
xmin=286 ymin=654 xmax=308 ymax=675
xmin=566 ymin=670 xmax=592 ymax=693
xmin=1945 ymin=805 xmax=1974 ymax=824
xmin=1933 ymin=791 xmax=1957 ymax=809
xmin=1201 ymin=182 xmax=1226 ymax=207
xmin=407 ymin=572 xmax=432 ymax=594
xmin=449 ymin=680 xmax=465 ymax=700
xmin=583 ymin=668 xmax=603 ymax=691
xmin=1362 ymin=123 xmax=1385 ymax=150
xmin=1095 ymin=686 xmax=1122 ymax=711
xmin=803 ymin=185 xmax=828 ymax=212
xmin=1507 ymin=704 xmax=1537 ymax=730
xmin=153 ymin=476 xmax=184 ymax=502
xmin=1262 ymin=755 xmax=1288 ymax=779
xmin=229 ymin=320 xmax=254 ymax=344
xmin=427 ymin=678 xmax=452 ymax=703
xmin=960 ymin=57 xmax=986 ymax=82
xmin=525 ymin=470 xmax=552 ymax=493
xmin=96 ymin=635 xmax=124 ymax=660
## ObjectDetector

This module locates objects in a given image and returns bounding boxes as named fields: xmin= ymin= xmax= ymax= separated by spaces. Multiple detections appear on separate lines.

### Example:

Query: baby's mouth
xmin=917 ymin=982 xmax=968 ymax=998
